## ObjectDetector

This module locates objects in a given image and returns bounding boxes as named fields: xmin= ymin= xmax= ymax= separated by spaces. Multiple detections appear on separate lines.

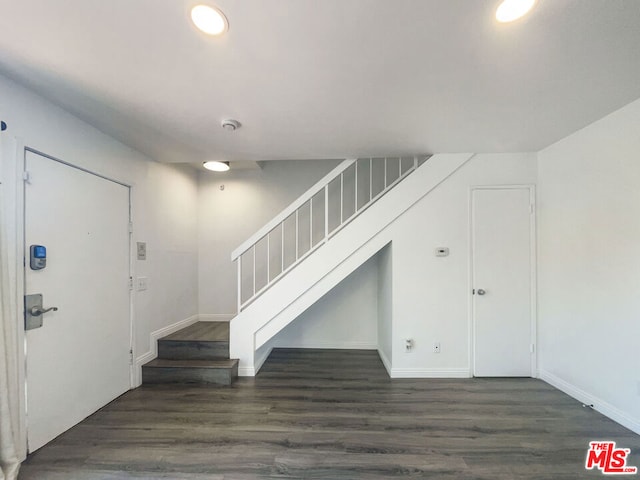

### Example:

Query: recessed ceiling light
xmin=203 ymin=161 xmax=230 ymax=172
xmin=191 ymin=5 xmax=228 ymax=35
xmin=496 ymin=0 xmax=536 ymax=23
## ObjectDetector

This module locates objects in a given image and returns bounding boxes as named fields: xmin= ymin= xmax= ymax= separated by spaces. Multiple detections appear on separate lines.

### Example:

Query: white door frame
xmin=468 ymin=185 xmax=537 ymax=378
xmin=10 ymin=143 xmax=136 ymax=454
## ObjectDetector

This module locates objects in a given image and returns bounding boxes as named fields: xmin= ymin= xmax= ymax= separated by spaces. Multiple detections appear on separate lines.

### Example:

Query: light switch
xmin=137 ymin=276 xmax=148 ymax=291
xmin=137 ymin=242 xmax=147 ymax=260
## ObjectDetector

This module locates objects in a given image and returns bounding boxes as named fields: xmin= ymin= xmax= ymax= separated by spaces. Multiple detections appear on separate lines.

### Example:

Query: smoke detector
xmin=221 ymin=119 xmax=240 ymax=131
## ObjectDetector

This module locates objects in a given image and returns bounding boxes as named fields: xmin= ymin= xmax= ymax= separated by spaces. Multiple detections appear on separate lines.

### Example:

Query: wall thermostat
xmin=435 ymin=247 xmax=449 ymax=257
xmin=30 ymin=245 xmax=47 ymax=270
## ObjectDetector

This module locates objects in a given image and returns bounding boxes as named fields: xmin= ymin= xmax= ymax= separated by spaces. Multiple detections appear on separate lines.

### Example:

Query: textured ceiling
xmin=1 ymin=0 xmax=639 ymax=164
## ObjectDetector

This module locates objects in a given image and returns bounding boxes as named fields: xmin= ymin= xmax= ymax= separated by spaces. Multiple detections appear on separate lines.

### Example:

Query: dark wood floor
xmin=20 ymin=349 xmax=639 ymax=479
xmin=162 ymin=322 xmax=229 ymax=342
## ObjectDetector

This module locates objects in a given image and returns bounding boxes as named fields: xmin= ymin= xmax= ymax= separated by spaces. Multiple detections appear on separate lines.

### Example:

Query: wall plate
xmin=137 ymin=242 xmax=147 ymax=260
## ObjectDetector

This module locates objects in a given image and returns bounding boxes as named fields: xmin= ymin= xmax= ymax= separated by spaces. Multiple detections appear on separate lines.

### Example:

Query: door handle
xmin=25 ymin=294 xmax=58 ymax=330
xmin=30 ymin=306 xmax=58 ymax=316
xmin=477 ymin=289 xmax=486 ymax=296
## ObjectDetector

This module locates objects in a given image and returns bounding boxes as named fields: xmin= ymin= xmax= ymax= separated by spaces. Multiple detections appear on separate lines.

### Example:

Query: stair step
xmin=158 ymin=340 xmax=229 ymax=360
xmin=144 ymin=321 xmax=237 ymax=386
xmin=158 ymin=321 xmax=229 ymax=360
xmin=162 ymin=321 xmax=229 ymax=342
xmin=142 ymin=358 xmax=238 ymax=386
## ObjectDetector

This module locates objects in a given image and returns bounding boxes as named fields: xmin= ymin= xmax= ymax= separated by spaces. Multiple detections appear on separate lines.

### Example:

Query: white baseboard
xmin=134 ymin=314 xmax=200 ymax=386
xmin=390 ymin=367 xmax=471 ymax=379
xmin=199 ymin=313 xmax=235 ymax=322
xmin=273 ymin=341 xmax=377 ymax=350
xmin=539 ymin=370 xmax=640 ymax=435
xmin=238 ymin=366 xmax=256 ymax=376
xmin=377 ymin=349 xmax=392 ymax=376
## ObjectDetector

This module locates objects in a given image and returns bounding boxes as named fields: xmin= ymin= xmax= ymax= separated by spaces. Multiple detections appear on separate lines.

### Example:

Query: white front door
xmin=471 ymin=187 xmax=534 ymax=377
xmin=24 ymin=150 xmax=131 ymax=452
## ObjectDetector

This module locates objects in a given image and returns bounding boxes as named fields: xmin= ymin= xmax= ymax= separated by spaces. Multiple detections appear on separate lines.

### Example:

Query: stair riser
xmin=142 ymin=365 xmax=237 ymax=386
xmin=158 ymin=340 xmax=229 ymax=360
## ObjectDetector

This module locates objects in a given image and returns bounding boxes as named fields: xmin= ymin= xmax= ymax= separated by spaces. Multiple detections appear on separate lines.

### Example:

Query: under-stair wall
xmin=230 ymin=153 xmax=472 ymax=373
xmin=269 ymin=255 xmax=380 ymax=350
xmin=230 ymin=153 xmax=538 ymax=376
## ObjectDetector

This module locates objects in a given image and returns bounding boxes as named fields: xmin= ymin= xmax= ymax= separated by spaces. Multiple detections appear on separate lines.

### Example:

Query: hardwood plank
xmin=20 ymin=348 xmax=640 ymax=480
xmin=142 ymin=359 xmax=238 ymax=386
xmin=145 ymin=359 xmax=237 ymax=368
xmin=158 ymin=340 xmax=229 ymax=360
xmin=162 ymin=322 xmax=229 ymax=342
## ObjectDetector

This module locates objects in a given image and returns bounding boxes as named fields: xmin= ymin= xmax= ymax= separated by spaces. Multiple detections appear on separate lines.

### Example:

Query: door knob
xmin=477 ymin=289 xmax=486 ymax=296
xmin=30 ymin=306 xmax=58 ymax=316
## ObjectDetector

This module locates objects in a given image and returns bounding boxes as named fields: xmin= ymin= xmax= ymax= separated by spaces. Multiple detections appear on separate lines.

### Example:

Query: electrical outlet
xmin=405 ymin=339 xmax=414 ymax=352
xmin=434 ymin=342 xmax=441 ymax=353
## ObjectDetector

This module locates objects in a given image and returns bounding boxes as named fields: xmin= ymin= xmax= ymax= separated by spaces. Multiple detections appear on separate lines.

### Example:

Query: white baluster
xmin=340 ymin=173 xmax=344 ymax=225
xmin=324 ymin=184 xmax=329 ymax=240
xmin=237 ymin=256 xmax=242 ymax=313
xmin=252 ymin=244 xmax=256 ymax=297
xmin=384 ymin=157 xmax=388 ymax=189
xmin=369 ymin=157 xmax=373 ymax=203
xmin=295 ymin=209 xmax=299 ymax=260
xmin=354 ymin=159 xmax=359 ymax=212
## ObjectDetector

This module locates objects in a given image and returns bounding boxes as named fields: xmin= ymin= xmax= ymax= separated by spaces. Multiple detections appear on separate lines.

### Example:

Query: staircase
xmin=142 ymin=322 xmax=238 ymax=386
xmin=229 ymin=153 xmax=474 ymax=376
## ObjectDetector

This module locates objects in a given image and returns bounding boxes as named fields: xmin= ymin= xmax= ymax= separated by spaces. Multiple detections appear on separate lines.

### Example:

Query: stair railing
xmin=231 ymin=156 xmax=429 ymax=312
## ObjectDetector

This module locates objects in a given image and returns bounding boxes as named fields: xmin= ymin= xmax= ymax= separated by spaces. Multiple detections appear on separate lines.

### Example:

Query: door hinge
xmin=529 ymin=203 xmax=534 ymax=214
xmin=129 ymin=349 xmax=134 ymax=365
xmin=128 ymin=222 xmax=133 ymax=233
xmin=530 ymin=343 xmax=535 ymax=353
xmin=22 ymin=171 xmax=30 ymax=183
xmin=128 ymin=276 xmax=134 ymax=291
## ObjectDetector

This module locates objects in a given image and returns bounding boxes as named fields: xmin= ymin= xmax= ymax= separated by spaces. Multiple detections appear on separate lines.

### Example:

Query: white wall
xmin=0 ymin=73 xmax=199 ymax=384
xmin=197 ymin=159 xmax=340 ymax=316
xmin=271 ymin=255 xmax=378 ymax=349
xmin=537 ymin=98 xmax=640 ymax=434
xmin=132 ymin=164 xmax=199 ymax=359
xmin=388 ymin=153 xmax=537 ymax=376
xmin=377 ymin=244 xmax=393 ymax=372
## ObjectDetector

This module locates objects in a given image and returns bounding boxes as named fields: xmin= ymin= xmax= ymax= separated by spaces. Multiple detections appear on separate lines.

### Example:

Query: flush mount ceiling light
xmin=191 ymin=5 xmax=228 ymax=35
xmin=496 ymin=0 xmax=536 ymax=22
xmin=203 ymin=161 xmax=230 ymax=172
